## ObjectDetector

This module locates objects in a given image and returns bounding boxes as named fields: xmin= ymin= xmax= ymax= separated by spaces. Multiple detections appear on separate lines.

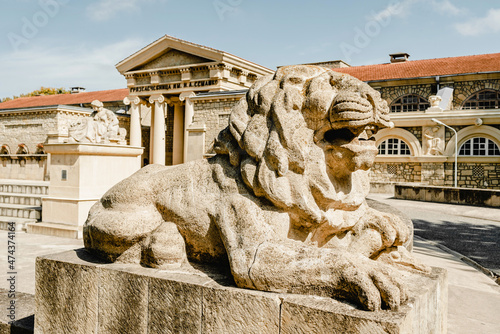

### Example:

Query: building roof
xmin=0 ymin=88 xmax=129 ymax=110
xmin=333 ymin=52 xmax=500 ymax=82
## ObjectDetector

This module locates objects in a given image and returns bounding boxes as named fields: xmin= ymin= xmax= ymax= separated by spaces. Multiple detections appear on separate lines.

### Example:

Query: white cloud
xmin=86 ymin=0 xmax=140 ymax=21
xmin=1 ymin=38 xmax=144 ymax=97
xmin=370 ymin=0 xmax=465 ymax=22
xmin=371 ymin=0 xmax=417 ymax=22
xmin=455 ymin=8 xmax=500 ymax=36
xmin=429 ymin=0 xmax=465 ymax=16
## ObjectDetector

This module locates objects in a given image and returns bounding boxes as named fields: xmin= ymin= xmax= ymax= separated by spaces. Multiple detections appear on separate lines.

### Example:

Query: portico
xmin=117 ymin=35 xmax=273 ymax=165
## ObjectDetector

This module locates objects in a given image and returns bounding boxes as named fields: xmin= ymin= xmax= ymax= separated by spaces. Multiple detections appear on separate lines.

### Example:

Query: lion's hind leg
xmin=83 ymin=201 xmax=165 ymax=263
xmin=140 ymin=222 xmax=189 ymax=269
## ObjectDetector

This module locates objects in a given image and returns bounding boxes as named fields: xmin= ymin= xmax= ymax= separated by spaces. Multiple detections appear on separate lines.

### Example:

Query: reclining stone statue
xmin=68 ymin=100 xmax=126 ymax=144
xmin=84 ymin=65 xmax=429 ymax=311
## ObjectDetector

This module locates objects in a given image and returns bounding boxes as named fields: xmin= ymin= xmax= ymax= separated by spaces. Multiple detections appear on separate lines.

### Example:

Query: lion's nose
xmin=365 ymin=125 xmax=378 ymax=137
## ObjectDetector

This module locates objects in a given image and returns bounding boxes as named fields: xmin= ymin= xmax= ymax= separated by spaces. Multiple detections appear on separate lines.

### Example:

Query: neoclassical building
xmin=116 ymin=35 xmax=273 ymax=165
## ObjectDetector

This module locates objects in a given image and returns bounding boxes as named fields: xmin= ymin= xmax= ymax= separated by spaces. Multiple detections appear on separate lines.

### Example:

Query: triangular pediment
xmin=116 ymin=35 xmax=225 ymax=74
xmin=132 ymin=49 xmax=215 ymax=71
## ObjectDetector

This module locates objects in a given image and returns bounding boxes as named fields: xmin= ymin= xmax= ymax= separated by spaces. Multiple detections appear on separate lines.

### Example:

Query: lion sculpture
xmin=84 ymin=65 xmax=429 ymax=311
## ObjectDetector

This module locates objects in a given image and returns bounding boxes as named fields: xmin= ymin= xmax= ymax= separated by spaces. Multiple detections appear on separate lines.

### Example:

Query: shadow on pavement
xmin=412 ymin=218 xmax=500 ymax=276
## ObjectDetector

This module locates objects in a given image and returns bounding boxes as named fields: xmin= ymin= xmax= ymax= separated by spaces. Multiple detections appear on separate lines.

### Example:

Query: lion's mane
xmin=214 ymin=65 xmax=391 ymax=227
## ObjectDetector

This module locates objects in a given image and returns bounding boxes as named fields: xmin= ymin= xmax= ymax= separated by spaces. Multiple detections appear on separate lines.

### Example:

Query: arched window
xmin=390 ymin=94 xmax=430 ymax=112
xmin=462 ymin=89 xmax=500 ymax=109
xmin=459 ymin=137 xmax=500 ymax=156
xmin=378 ymin=138 xmax=411 ymax=155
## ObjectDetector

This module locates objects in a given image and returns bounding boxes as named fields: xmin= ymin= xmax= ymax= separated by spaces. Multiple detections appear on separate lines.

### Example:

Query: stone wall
xmin=379 ymin=84 xmax=434 ymax=106
xmin=404 ymin=127 xmax=422 ymax=144
xmin=421 ymin=163 xmax=445 ymax=186
xmin=371 ymin=161 xmax=500 ymax=190
xmin=0 ymin=156 xmax=47 ymax=180
xmin=375 ymin=79 xmax=500 ymax=110
xmin=450 ymin=79 xmax=500 ymax=109
xmin=193 ymin=98 xmax=241 ymax=154
xmin=446 ymin=162 xmax=500 ymax=189
xmin=370 ymin=162 xmax=420 ymax=183
xmin=395 ymin=184 xmax=500 ymax=208
xmin=0 ymin=111 xmax=58 ymax=155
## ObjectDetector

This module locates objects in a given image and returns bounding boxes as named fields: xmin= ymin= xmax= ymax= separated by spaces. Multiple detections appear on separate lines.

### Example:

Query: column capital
xmin=179 ymin=91 xmax=196 ymax=102
xmin=123 ymin=95 xmax=145 ymax=106
xmin=149 ymin=94 xmax=168 ymax=104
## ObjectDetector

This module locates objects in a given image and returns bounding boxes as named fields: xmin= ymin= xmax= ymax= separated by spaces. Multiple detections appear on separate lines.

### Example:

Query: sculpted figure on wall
xmin=423 ymin=126 xmax=443 ymax=155
xmin=84 ymin=65 xmax=429 ymax=311
xmin=68 ymin=100 xmax=126 ymax=144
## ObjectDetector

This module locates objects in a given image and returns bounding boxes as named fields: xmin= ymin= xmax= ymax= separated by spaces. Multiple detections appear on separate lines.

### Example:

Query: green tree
xmin=1 ymin=86 xmax=70 ymax=102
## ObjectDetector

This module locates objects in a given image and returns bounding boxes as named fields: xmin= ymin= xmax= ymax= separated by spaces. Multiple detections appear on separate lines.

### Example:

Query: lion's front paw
xmin=337 ymin=256 xmax=408 ymax=311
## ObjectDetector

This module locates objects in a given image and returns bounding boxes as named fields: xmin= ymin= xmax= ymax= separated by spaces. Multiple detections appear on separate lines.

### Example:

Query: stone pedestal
xmin=29 ymin=144 xmax=143 ymax=238
xmin=35 ymin=250 xmax=447 ymax=334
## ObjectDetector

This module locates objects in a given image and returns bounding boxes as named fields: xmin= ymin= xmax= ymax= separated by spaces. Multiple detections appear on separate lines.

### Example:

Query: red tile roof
xmin=333 ymin=53 xmax=500 ymax=82
xmin=0 ymin=88 xmax=129 ymax=110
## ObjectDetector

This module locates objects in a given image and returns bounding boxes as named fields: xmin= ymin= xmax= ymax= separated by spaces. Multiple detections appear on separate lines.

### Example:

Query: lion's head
xmin=214 ymin=65 xmax=392 ymax=227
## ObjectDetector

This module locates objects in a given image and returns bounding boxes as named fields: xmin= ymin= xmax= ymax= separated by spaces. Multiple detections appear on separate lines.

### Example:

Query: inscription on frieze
xmin=130 ymin=79 xmax=218 ymax=93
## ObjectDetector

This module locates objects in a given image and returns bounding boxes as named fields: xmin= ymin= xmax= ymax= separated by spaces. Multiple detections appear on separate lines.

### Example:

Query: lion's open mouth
xmin=323 ymin=124 xmax=378 ymax=152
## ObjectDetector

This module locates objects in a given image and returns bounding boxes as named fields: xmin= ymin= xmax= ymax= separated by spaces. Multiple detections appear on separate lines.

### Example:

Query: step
xmin=0 ymin=216 xmax=37 ymax=231
xmin=26 ymin=222 xmax=82 ymax=239
xmin=0 ymin=192 xmax=47 ymax=206
xmin=0 ymin=203 xmax=41 ymax=220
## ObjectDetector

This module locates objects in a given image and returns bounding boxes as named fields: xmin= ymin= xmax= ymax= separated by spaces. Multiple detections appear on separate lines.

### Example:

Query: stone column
xmin=179 ymin=92 xmax=196 ymax=163
xmin=123 ymin=95 xmax=143 ymax=147
xmin=149 ymin=94 xmax=167 ymax=165
xmin=172 ymin=102 xmax=184 ymax=165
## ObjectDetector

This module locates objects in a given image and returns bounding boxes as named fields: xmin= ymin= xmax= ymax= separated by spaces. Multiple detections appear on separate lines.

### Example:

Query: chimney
xmin=71 ymin=87 xmax=86 ymax=94
xmin=389 ymin=53 xmax=410 ymax=63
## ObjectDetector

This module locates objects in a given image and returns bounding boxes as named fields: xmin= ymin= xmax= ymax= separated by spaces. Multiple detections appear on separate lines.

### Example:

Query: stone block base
xmin=35 ymin=249 xmax=447 ymax=334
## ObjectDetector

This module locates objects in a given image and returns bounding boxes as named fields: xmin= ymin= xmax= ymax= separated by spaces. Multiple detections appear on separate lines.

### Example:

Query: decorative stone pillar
xmin=179 ymin=92 xmax=196 ymax=163
xmin=123 ymin=95 xmax=143 ymax=147
xmin=172 ymin=102 xmax=184 ymax=165
xmin=149 ymin=94 xmax=167 ymax=165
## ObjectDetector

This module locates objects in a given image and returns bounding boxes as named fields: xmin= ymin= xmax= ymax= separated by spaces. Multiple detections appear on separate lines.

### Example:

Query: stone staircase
xmin=0 ymin=179 xmax=48 ymax=231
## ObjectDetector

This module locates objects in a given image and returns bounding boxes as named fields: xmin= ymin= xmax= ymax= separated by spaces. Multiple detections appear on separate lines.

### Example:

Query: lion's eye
xmin=323 ymin=128 xmax=356 ymax=143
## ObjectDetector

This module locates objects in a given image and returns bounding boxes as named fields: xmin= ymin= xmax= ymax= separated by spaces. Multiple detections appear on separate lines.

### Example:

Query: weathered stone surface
xmin=35 ymin=249 xmax=100 ymax=333
xmin=35 ymin=250 xmax=447 ymax=334
xmin=98 ymin=269 xmax=149 ymax=333
xmin=84 ymin=65 xmax=432 ymax=311
xmin=281 ymin=267 xmax=447 ymax=334
xmin=148 ymin=276 xmax=203 ymax=334
xmin=395 ymin=184 xmax=500 ymax=208
xmin=202 ymin=285 xmax=281 ymax=333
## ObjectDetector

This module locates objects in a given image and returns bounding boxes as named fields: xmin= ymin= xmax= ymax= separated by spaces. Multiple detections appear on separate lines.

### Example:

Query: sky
xmin=1 ymin=0 xmax=500 ymax=99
